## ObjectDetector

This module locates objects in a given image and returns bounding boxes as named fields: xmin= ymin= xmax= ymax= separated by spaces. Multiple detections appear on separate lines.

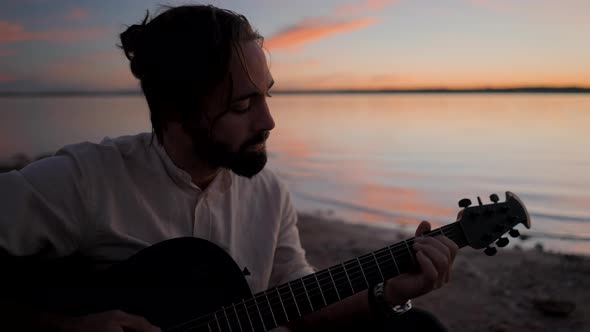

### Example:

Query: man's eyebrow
xmin=232 ymin=80 xmax=274 ymax=102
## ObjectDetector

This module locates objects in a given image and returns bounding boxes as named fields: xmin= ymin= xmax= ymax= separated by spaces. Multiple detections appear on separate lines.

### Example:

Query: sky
xmin=0 ymin=0 xmax=589 ymax=91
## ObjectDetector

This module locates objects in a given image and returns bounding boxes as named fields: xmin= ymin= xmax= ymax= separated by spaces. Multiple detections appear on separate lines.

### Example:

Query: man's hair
xmin=119 ymin=5 xmax=263 ymax=143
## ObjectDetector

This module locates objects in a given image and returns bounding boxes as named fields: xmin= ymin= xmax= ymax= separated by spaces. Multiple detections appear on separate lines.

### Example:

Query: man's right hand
xmin=44 ymin=310 xmax=161 ymax=332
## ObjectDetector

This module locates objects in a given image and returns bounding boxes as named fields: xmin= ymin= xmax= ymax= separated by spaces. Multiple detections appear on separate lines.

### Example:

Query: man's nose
xmin=255 ymin=100 xmax=275 ymax=132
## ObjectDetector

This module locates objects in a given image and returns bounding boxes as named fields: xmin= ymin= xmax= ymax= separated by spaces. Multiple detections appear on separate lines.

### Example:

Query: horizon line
xmin=1 ymin=86 xmax=589 ymax=97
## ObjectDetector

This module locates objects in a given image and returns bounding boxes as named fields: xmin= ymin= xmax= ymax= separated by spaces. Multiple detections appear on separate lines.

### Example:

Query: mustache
xmin=242 ymin=131 xmax=270 ymax=149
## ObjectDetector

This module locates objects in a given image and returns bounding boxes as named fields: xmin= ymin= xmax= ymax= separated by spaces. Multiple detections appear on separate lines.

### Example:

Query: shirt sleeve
xmin=0 ymin=150 xmax=90 ymax=258
xmin=269 ymin=182 xmax=316 ymax=287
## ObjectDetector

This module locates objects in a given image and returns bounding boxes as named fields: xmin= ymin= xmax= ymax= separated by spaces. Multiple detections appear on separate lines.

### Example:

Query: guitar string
xmin=166 ymin=228 xmax=462 ymax=332
xmin=168 ymin=228 xmax=462 ymax=332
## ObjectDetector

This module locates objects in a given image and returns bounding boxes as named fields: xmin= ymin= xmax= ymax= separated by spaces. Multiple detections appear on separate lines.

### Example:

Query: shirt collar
xmin=148 ymin=134 xmax=232 ymax=195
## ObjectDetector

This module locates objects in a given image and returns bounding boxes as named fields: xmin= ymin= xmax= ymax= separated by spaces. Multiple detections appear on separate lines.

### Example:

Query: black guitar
xmin=7 ymin=192 xmax=530 ymax=332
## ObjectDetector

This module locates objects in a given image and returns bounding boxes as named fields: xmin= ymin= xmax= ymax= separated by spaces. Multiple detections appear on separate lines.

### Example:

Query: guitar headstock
xmin=457 ymin=191 xmax=530 ymax=256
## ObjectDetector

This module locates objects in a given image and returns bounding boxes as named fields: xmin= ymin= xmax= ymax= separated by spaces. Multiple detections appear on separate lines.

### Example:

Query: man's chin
xmin=229 ymin=152 xmax=267 ymax=178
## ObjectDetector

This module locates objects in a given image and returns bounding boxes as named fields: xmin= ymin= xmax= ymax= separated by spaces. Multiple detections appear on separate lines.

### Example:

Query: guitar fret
xmin=276 ymin=288 xmax=289 ymax=322
xmin=288 ymin=282 xmax=301 ymax=317
xmin=356 ymin=257 xmax=369 ymax=288
xmin=214 ymin=312 xmax=222 ymax=332
xmin=388 ymin=246 xmax=400 ymax=275
xmin=314 ymin=273 xmax=327 ymax=306
xmin=264 ymin=292 xmax=278 ymax=327
xmin=241 ymin=300 xmax=254 ymax=332
xmin=301 ymin=277 xmax=315 ymax=311
xmin=253 ymin=296 xmax=267 ymax=331
xmin=343 ymin=263 xmax=355 ymax=292
xmin=328 ymin=268 xmax=341 ymax=301
xmin=372 ymin=252 xmax=384 ymax=281
xmin=404 ymin=240 xmax=416 ymax=266
xmin=222 ymin=307 xmax=233 ymax=332
xmin=232 ymin=304 xmax=243 ymax=332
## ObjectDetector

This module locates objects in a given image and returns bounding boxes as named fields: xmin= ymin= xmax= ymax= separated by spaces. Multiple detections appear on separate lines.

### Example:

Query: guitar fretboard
xmin=167 ymin=222 xmax=467 ymax=332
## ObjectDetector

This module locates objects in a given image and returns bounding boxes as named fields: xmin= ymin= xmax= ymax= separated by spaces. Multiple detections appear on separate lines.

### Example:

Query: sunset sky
xmin=1 ymin=0 xmax=589 ymax=91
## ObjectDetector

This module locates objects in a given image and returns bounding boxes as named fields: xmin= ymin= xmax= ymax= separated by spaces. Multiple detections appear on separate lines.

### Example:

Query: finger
xmin=436 ymin=235 xmax=459 ymax=263
xmin=415 ymin=243 xmax=448 ymax=288
xmin=415 ymin=220 xmax=431 ymax=237
xmin=417 ymin=236 xmax=451 ymax=263
xmin=113 ymin=311 xmax=161 ymax=332
xmin=416 ymin=250 xmax=438 ymax=288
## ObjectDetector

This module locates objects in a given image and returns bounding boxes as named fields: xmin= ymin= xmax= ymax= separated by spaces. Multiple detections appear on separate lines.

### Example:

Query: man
xmin=0 ymin=5 xmax=457 ymax=332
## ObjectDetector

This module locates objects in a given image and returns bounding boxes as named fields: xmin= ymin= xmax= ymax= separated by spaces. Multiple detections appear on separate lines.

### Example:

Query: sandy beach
xmin=297 ymin=213 xmax=589 ymax=332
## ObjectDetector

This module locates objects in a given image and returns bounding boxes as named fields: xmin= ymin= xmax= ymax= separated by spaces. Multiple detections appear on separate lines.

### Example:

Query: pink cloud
xmin=0 ymin=74 xmax=15 ymax=82
xmin=64 ymin=7 xmax=90 ymax=21
xmin=336 ymin=0 xmax=399 ymax=16
xmin=266 ymin=17 xmax=377 ymax=50
xmin=0 ymin=20 xmax=105 ymax=43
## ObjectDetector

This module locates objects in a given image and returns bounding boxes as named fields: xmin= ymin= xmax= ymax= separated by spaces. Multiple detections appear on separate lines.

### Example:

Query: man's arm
xmin=286 ymin=221 xmax=458 ymax=332
xmin=0 ymin=152 xmax=87 ymax=330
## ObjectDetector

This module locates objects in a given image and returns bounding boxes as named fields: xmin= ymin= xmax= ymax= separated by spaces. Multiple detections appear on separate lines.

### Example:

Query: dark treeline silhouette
xmin=0 ymin=87 xmax=589 ymax=97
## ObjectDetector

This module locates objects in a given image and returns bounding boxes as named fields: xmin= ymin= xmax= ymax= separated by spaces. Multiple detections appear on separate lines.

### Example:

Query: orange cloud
xmin=0 ymin=20 xmax=104 ymax=43
xmin=64 ymin=7 xmax=90 ymax=21
xmin=336 ymin=0 xmax=399 ymax=16
xmin=266 ymin=17 xmax=377 ymax=50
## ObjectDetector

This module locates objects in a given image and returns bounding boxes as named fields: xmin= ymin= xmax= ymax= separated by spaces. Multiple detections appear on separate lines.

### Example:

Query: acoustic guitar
xmin=5 ymin=191 xmax=530 ymax=332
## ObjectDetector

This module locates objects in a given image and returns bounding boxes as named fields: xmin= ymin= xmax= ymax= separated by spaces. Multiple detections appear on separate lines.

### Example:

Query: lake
xmin=1 ymin=93 xmax=589 ymax=255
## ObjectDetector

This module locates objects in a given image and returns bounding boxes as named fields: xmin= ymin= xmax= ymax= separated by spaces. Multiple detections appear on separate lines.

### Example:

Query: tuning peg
xmin=509 ymin=229 xmax=520 ymax=238
xmin=484 ymin=246 xmax=497 ymax=256
xmin=477 ymin=196 xmax=483 ymax=206
xmin=490 ymin=194 xmax=499 ymax=203
xmin=458 ymin=198 xmax=472 ymax=208
xmin=496 ymin=237 xmax=509 ymax=247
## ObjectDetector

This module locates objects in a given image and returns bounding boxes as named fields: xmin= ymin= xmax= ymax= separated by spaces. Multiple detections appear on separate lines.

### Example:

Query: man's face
xmin=188 ymin=40 xmax=275 ymax=178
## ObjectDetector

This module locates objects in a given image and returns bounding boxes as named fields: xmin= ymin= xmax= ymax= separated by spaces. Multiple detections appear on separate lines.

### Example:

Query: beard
xmin=189 ymin=128 xmax=269 ymax=178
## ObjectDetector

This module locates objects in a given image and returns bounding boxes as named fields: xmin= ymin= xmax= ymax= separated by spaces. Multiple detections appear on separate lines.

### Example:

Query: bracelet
xmin=369 ymin=281 xmax=413 ymax=319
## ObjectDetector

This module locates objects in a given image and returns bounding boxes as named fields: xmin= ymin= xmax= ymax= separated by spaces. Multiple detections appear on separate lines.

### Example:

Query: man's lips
xmin=248 ymin=142 xmax=265 ymax=150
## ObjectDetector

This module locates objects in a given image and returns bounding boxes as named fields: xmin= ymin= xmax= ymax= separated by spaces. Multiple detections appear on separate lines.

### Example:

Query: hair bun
xmin=119 ymin=11 xmax=150 ymax=79
xmin=120 ymin=23 xmax=145 ymax=61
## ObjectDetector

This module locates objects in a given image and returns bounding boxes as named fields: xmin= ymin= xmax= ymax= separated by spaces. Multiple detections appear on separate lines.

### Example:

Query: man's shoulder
xmin=57 ymin=132 xmax=152 ymax=159
xmin=54 ymin=132 xmax=153 ymax=173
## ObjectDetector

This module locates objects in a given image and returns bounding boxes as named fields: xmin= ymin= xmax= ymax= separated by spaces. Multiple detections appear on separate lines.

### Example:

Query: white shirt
xmin=0 ymin=132 xmax=315 ymax=311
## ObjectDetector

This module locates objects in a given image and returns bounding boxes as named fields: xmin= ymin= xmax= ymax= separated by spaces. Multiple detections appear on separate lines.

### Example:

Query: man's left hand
xmin=384 ymin=220 xmax=459 ymax=304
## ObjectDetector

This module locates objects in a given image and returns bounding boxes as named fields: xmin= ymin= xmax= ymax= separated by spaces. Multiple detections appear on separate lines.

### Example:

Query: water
xmin=1 ymin=94 xmax=589 ymax=255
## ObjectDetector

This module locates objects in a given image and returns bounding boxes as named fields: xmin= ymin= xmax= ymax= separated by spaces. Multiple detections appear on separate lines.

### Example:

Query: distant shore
xmin=1 ymin=87 xmax=589 ymax=97
xmin=297 ymin=213 xmax=589 ymax=332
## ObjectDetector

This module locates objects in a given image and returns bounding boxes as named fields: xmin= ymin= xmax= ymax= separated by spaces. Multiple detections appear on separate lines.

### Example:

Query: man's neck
xmin=162 ymin=133 xmax=220 ymax=191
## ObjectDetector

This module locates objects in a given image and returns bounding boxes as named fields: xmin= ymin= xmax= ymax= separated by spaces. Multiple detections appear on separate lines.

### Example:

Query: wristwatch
xmin=369 ymin=281 xmax=413 ymax=319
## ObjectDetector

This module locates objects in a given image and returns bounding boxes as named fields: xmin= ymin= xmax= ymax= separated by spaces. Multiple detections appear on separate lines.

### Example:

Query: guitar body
xmin=27 ymin=238 xmax=252 ymax=330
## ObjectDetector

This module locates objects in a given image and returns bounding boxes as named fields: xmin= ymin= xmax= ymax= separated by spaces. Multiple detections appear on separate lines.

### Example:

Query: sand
xmin=297 ymin=213 xmax=590 ymax=332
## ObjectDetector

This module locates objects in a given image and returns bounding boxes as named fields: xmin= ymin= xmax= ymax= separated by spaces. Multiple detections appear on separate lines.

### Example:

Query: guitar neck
xmin=192 ymin=222 xmax=467 ymax=332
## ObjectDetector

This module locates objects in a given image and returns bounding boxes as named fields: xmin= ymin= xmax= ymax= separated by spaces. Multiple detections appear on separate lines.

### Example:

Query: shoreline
xmin=297 ymin=213 xmax=589 ymax=332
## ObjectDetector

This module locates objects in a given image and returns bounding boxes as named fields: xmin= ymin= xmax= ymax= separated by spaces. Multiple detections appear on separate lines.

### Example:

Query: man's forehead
xmin=230 ymin=41 xmax=272 ymax=94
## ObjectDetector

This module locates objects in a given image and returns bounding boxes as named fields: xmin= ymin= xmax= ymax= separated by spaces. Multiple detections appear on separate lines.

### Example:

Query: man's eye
xmin=233 ymin=107 xmax=251 ymax=113
xmin=232 ymin=99 xmax=251 ymax=113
